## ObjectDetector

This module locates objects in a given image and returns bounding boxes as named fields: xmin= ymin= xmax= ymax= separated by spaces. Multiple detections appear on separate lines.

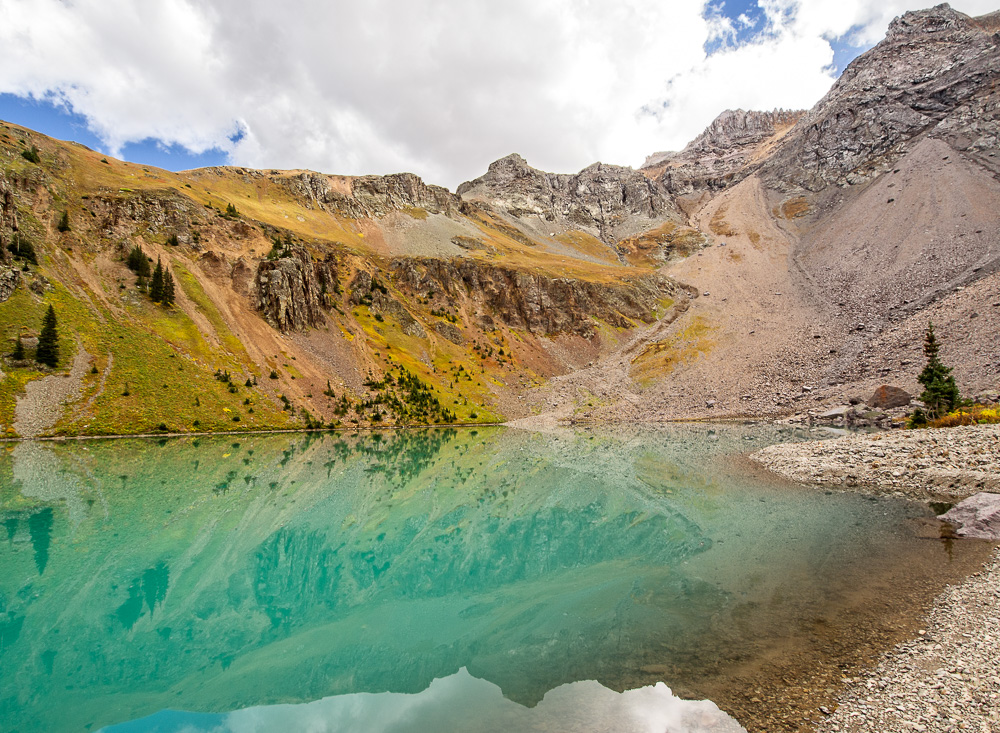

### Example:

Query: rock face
xmin=348 ymin=270 xmax=426 ymax=338
xmin=391 ymin=257 xmax=679 ymax=336
xmin=278 ymin=171 xmax=456 ymax=218
xmin=254 ymin=248 xmax=339 ymax=331
xmin=93 ymin=189 xmax=198 ymax=237
xmin=457 ymin=154 xmax=678 ymax=245
xmin=0 ymin=266 xmax=20 ymax=303
xmin=942 ymin=492 xmax=1000 ymax=539
xmin=760 ymin=4 xmax=1000 ymax=190
xmin=642 ymin=109 xmax=804 ymax=196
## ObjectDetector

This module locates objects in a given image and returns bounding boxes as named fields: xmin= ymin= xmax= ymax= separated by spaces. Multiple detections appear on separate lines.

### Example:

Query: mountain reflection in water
xmin=100 ymin=668 xmax=745 ymax=733
xmin=0 ymin=425 xmax=933 ymax=733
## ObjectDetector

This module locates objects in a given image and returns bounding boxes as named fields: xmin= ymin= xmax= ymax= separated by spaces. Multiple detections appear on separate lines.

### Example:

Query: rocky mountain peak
xmin=484 ymin=153 xmax=532 ymax=178
xmin=758 ymin=1 xmax=1000 ymax=191
xmin=640 ymin=109 xmax=804 ymax=198
xmin=457 ymin=155 xmax=678 ymax=247
xmin=642 ymin=109 xmax=804 ymax=173
xmin=886 ymin=3 xmax=970 ymax=39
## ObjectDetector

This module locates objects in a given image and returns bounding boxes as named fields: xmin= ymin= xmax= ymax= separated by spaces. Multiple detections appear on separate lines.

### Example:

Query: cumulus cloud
xmin=0 ymin=0 xmax=996 ymax=188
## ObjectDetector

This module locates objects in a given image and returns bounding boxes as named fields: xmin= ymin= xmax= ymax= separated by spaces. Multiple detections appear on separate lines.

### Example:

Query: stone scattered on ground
xmin=12 ymin=348 xmax=90 ymax=438
xmin=814 ymin=547 xmax=1000 ymax=733
xmin=943 ymin=493 xmax=1000 ymax=540
xmin=750 ymin=424 xmax=1000 ymax=501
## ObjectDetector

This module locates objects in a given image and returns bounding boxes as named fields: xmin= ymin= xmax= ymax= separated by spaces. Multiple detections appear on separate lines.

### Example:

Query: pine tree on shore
xmin=36 ymin=305 xmax=59 ymax=368
xmin=917 ymin=321 xmax=960 ymax=419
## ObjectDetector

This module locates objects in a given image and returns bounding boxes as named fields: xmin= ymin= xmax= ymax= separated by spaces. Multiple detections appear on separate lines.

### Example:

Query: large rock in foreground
xmin=943 ymin=492 xmax=1000 ymax=539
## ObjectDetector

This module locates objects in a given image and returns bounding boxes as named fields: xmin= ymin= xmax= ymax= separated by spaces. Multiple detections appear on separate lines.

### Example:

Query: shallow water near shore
xmin=0 ymin=425 xmax=986 ymax=733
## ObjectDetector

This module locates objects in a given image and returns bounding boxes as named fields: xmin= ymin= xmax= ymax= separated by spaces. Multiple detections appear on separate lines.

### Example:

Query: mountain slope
xmin=0 ymin=122 xmax=686 ymax=437
xmin=513 ymin=4 xmax=1000 ymax=423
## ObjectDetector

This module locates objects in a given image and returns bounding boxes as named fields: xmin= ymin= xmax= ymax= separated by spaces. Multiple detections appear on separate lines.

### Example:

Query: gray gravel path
xmin=13 ymin=348 xmax=90 ymax=438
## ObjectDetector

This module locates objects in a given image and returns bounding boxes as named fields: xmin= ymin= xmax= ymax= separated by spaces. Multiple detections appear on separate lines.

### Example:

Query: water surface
xmin=0 ymin=425 xmax=955 ymax=732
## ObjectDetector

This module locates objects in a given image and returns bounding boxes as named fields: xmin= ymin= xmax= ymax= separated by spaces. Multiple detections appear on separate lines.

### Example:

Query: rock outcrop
xmin=0 ymin=265 xmax=20 ymax=303
xmin=348 ymin=269 xmax=426 ymax=337
xmin=277 ymin=171 xmax=457 ymax=218
xmin=457 ymin=154 xmax=679 ymax=245
xmin=254 ymin=247 xmax=339 ymax=331
xmin=760 ymin=4 xmax=1000 ymax=191
xmin=642 ymin=109 xmax=803 ymax=196
xmin=391 ymin=257 xmax=679 ymax=336
xmin=93 ymin=189 xmax=198 ymax=237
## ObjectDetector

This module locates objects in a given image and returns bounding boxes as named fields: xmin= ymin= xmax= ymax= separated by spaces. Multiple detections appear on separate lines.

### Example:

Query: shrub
xmin=928 ymin=405 xmax=1000 ymax=428
xmin=56 ymin=211 xmax=70 ymax=233
xmin=21 ymin=146 xmax=40 ymax=164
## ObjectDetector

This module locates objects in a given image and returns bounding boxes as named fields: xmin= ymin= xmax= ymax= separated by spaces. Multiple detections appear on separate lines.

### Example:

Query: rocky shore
xmin=750 ymin=424 xmax=999 ymax=733
xmin=750 ymin=424 xmax=1000 ymax=502
xmin=814 ymin=547 xmax=1000 ymax=733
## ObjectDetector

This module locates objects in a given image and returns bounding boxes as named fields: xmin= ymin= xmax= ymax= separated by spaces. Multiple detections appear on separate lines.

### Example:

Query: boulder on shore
xmin=868 ymin=385 xmax=912 ymax=410
xmin=942 ymin=492 xmax=1000 ymax=540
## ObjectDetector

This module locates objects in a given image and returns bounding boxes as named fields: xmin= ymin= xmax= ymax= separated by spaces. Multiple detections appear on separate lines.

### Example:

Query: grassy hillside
xmin=0 ymin=121 xmax=676 ymax=437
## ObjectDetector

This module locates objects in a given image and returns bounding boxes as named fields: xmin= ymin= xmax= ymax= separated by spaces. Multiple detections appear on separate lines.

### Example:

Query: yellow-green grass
xmin=0 ymin=269 xmax=294 ymax=437
xmin=553 ymin=230 xmax=621 ymax=265
xmin=631 ymin=315 xmax=716 ymax=385
xmin=172 ymin=265 xmax=247 ymax=365
xmin=351 ymin=306 xmax=502 ymax=424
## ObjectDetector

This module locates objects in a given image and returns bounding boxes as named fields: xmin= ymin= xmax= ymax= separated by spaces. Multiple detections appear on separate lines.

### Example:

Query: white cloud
xmin=0 ymin=0 xmax=996 ymax=189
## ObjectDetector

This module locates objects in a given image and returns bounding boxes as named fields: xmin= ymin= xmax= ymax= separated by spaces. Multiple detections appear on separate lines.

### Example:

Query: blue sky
xmin=0 ymin=93 xmax=228 ymax=170
xmin=0 ymin=0 xmax=994 ymax=187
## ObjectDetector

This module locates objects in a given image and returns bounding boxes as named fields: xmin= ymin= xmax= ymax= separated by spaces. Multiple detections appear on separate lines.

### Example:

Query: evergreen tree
xmin=36 ymin=305 xmax=59 ymax=368
xmin=12 ymin=334 xmax=25 ymax=360
xmin=917 ymin=321 xmax=960 ymax=419
xmin=126 ymin=245 xmax=151 ymax=292
xmin=150 ymin=258 xmax=165 ymax=302
xmin=162 ymin=269 xmax=175 ymax=305
xmin=57 ymin=210 xmax=70 ymax=233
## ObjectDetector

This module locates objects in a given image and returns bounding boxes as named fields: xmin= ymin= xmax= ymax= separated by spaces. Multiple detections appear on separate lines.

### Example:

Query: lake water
xmin=0 ymin=425 xmax=960 ymax=732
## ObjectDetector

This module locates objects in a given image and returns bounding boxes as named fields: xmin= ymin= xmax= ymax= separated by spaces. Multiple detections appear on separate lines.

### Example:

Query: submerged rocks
xmin=942 ymin=492 xmax=1000 ymax=539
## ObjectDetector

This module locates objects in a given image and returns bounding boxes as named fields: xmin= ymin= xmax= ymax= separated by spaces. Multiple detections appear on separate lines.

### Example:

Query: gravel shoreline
xmin=750 ymin=425 xmax=999 ymax=733
xmin=814 ymin=546 xmax=1000 ymax=733
xmin=750 ymin=424 xmax=1000 ymax=502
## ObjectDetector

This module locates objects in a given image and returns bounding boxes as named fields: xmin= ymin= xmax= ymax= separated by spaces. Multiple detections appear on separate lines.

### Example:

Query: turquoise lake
xmin=0 ymin=425 xmax=957 ymax=732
